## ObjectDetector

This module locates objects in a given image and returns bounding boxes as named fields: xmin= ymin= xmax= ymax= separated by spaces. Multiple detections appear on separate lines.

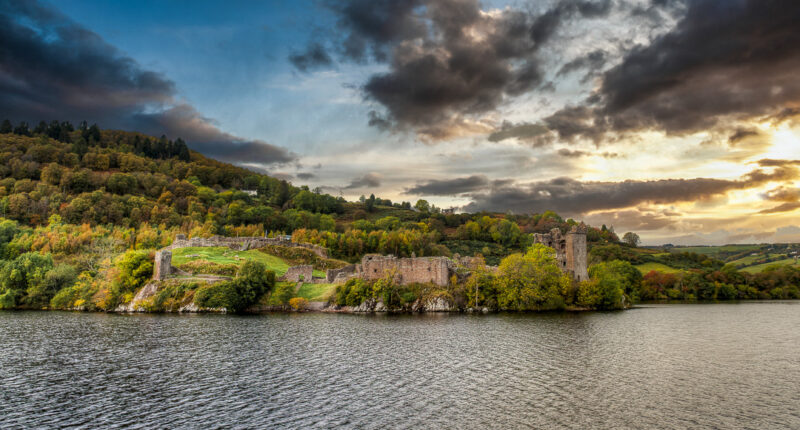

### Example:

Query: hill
xmin=0 ymin=119 xmax=798 ymax=311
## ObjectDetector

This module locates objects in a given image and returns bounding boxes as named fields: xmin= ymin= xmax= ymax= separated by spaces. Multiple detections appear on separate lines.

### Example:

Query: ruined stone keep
xmin=533 ymin=224 xmax=589 ymax=282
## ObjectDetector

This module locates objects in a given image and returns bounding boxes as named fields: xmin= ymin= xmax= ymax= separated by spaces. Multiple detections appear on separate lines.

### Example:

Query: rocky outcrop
xmin=413 ymin=297 xmax=454 ymax=312
xmin=115 ymin=281 xmax=159 ymax=312
xmin=325 ymin=296 xmax=456 ymax=313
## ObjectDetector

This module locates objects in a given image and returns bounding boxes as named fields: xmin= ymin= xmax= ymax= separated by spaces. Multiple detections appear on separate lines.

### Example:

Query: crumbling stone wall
xmin=356 ymin=255 xmax=452 ymax=286
xmin=280 ymin=265 xmax=313 ymax=283
xmin=326 ymin=265 xmax=356 ymax=283
xmin=533 ymin=224 xmax=588 ymax=282
xmin=164 ymin=235 xmax=328 ymax=258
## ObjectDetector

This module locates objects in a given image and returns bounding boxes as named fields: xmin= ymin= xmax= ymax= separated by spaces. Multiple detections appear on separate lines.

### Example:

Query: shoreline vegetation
xmin=0 ymin=121 xmax=798 ymax=315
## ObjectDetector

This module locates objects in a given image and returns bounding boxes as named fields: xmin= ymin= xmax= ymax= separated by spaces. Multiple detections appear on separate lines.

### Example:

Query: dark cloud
xmin=629 ymin=0 xmax=687 ymax=24
xmin=0 ymin=0 xmax=295 ymax=166
xmin=728 ymin=128 xmax=761 ymax=145
xmin=759 ymin=186 xmax=800 ymax=214
xmin=315 ymin=0 xmax=614 ymax=139
xmin=530 ymin=0 xmax=612 ymax=45
xmin=556 ymin=148 xmax=619 ymax=158
xmin=543 ymin=105 xmax=606 ymax=142
xmin=132 ymin=104 xmax=295 ymax=164
xmin=296 ymin=173 xmax=316 ymax=180
xmin=463 ymin=165 xmax=800 ymax=215
xmin=770 ymin=107 xmax=800 ymax=125
xmin=487 ymin=121 xmax=549 ymax=143
xmin=288 ymin=42 xmax=333 ymax=72
xmin=404 ymin=174 xmax=489 ymax=195
xmin=344 ymin=172 xmax=382 ymax=189
xmin=585 ymin=0 xmax=800 ymax=138
xmin=757 ymin=159 xmax=800 ymax=167
xmin=556 ymin=49 xmax=607 ymax=82
xmin=759 ymin=203 xmax=800 ymax=215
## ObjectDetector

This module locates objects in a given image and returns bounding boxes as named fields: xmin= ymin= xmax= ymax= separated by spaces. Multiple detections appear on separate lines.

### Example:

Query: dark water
xmin=1 ymin=303 xmax=799 ymax=429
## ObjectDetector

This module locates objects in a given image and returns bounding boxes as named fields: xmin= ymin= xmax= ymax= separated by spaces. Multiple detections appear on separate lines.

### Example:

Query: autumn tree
xmin=496 ymin=244 xmax=571 ymax=311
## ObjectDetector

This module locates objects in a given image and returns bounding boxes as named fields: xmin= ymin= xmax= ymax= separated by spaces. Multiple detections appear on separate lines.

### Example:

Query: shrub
xmin=109 ymin=250 xmax=153 ymax=306
xmin=269 ymin=282 xmax=295 ymax=307
xmin=335 ymin=278 xmax=369 ymax=307
xmin=194 ymin=282 xmax=235 ymax=309
xmin=194 ymin=261 xmax=275 ymax=312
xmin=50 ymin=271 xmax=101 ymax=310
xmin=289 ymin=297 xmax=308 ymax=310
xmin=151 ymin=282 xmax=195 ymax=312
xmin=177 ymin=260 xmax=238 ymax=276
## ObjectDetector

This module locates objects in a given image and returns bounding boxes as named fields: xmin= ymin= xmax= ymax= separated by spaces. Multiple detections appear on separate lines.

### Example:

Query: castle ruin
xmin=153 ymin=234 xmax=328 ymax=281
xmin=355 ymin=255 xmax=454 ymax=286
xmin=533 ymin=224 xmax=589 ymax=282
xmin=152 ymin=228 xmax=588 ymax=286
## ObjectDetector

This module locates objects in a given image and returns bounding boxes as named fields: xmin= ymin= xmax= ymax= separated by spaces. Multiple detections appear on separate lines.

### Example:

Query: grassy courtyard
xmin=171 ymin=246 xmax=326 ymax=278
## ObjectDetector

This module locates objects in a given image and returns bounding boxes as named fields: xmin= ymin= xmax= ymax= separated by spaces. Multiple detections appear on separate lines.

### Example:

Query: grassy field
xmin=295 ymin=283 xmax=337 ymax=301
xmin=740 ymin=258 xmax=800 ymax=274
xmin=727 ymin=253 xmax=785 ymax=267
xmin=171 ymin=247 xmax=325 ymax=278
xmin=670 ymin=244 xmax=761 ymax=256
xmin=634 ymin=262 xmax=685 ymax=274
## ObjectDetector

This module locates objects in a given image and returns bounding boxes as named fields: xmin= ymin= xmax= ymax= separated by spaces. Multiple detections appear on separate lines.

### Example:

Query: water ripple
xmin=1 ymin=303 xmax=799 ymax=429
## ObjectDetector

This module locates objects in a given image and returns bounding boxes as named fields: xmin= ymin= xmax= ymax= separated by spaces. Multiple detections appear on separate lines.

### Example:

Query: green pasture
xmin=634 ymin=262 xmax=685 ymax=274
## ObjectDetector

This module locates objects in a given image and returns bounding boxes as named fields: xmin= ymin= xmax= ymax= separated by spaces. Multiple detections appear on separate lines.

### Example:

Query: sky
xmin=1 ymin=0 xmax=799 ymax=245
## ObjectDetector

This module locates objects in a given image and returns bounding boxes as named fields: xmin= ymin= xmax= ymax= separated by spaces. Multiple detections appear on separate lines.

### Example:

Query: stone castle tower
xmin=533 ymin=223 xmax=589 ymax=282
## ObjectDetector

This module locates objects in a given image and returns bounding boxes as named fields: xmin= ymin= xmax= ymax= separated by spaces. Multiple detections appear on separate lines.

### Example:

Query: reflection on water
xmin=1 ymin=303 xmax=799 ymax=429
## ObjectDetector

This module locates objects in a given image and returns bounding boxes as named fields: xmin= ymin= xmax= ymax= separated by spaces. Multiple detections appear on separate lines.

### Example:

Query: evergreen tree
xmin=1 ymin=119 xmax=13 ymax=133
xmin=13 ymin=121 xmax=30 ymax=136
xmin=34 ymin=121 xmax=47 ymax=135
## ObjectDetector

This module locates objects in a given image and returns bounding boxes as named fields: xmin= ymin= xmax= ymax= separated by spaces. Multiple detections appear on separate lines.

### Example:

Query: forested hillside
xmin=0 ymin=120 xmax=797 ymax=312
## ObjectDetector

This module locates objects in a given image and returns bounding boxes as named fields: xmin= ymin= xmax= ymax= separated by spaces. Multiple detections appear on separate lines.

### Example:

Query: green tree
xmin=0 ymin=253 xmax=55 ymax=308
xmin=0 ymin=218 xmax=20 ymax=259
xmin=271 ymin=180 xmax=291 ymax=207
xmin=578 ymin=260 xmax=636 ymax=309
xmin=111 ymin=250 xmax=153 ymax=304
xmin=365 ymin=194 xmax=376 ymax=212
xmin=496 ymin=244 xmax=570 ymax=311
xmin=29 ymin=264 xmax=77 ymax=307
xmin=414 ymin=199 xmax=430 ymax=213
xmin=622 ymin=232 xmax=641 ymax=247
xmin=0 ymin=119 xmax=12 ymax=134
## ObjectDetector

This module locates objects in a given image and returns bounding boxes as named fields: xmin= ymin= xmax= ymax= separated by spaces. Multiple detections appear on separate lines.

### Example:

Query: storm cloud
xmin=294 ymin=0 xmax=615 ymax=140
xmin=463 ymin=165 xmax=800 ymax=216
xmin=546 ymin=0 xmax=800 ymax=141
xmin=0 ymin=0 xmax=295 ymax=165
xmin=556 ymin=49 xmax=607 ymax=82
xmin=487 ymin=121 xmax=549 ymax=143
xmin=344 ymin=172 xmax=382 ymax=189
xmin=404 ymin=175 xmax=490 ymax=195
